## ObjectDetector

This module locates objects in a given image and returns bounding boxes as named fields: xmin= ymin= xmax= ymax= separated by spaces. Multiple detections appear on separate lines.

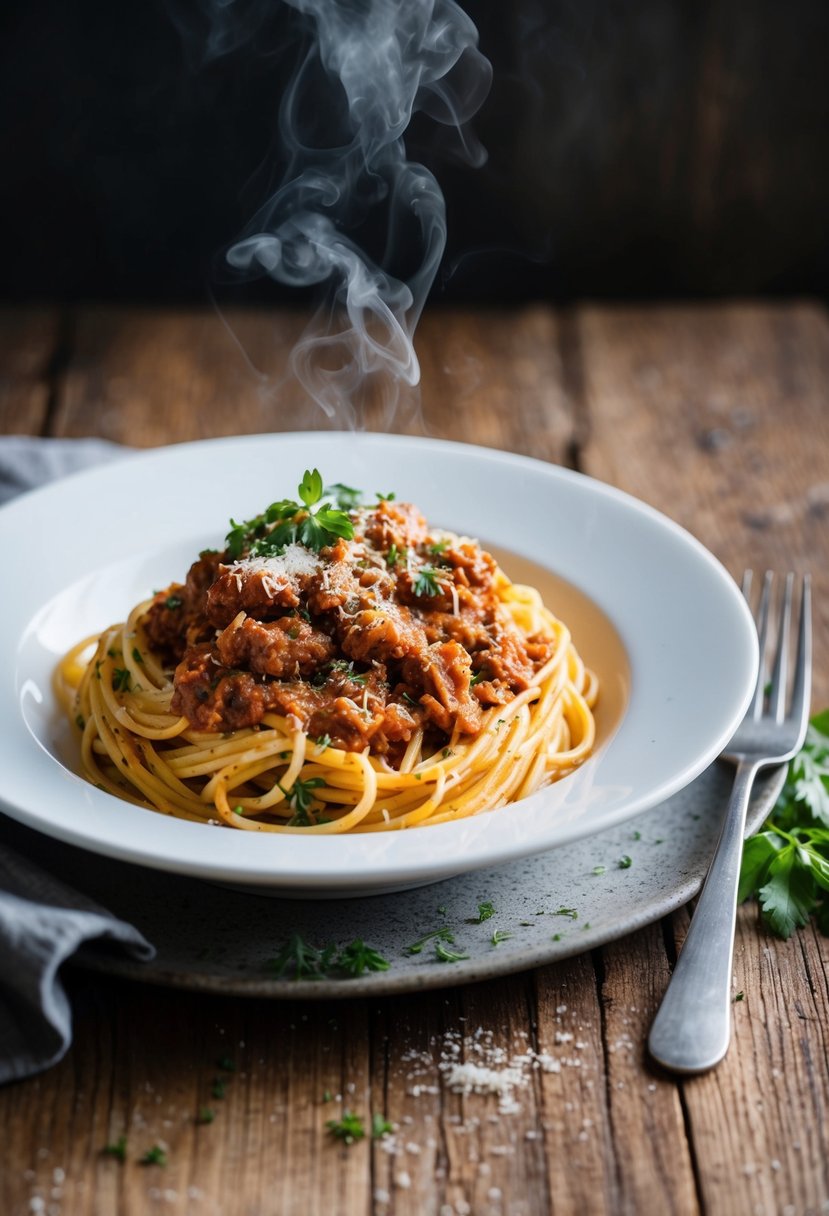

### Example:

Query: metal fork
xmin=648 ymin=571 xmax=812 ymax=1074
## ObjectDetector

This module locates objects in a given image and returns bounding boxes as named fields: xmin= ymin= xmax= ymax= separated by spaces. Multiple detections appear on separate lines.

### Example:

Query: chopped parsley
xmin=618 ymin=855 xmax=633 ymax=870
xmin=210 ymin=1078 xmax=228 ymax=1099
xmin=554 ymin=907 xmax=579 ymax=919
xmin=372 ymin=1113 xmax=394 ymax=1139
xmin=403 ymin=926 xmax=456 ymax=955
xmin=336 ymin=939 xmax=391 ymax=977
xmin=491 ymin=929 xmax=512 ymax=946
xmin=435 ymin=941 xmax=469 ymax=963
xmin=740 ymin=709 xmax=829 ymax=938
xmin=278 ymin=776 xmax=327 ymax=819
xmin=326 ymin=1111 xmax=365 ymax=1144
xmin=196 ymin=1107 xmax=216 ymax=1125
xmin=413 ymin=565 xmax=443 ymax=598
xmin=165 ymin=594 xmax=182 ymax=610
xmin=467 ymin=901 xmax=495 ymax=923
xmin=112 ymin=668 xmax=132 ymax=693
xmin=139 ymin=1145 xmax=167 ymax=1167
xmin=469 ymin=670 xmax=486 ymax=687
xmin=102 ymin=1136 xmax=127 ymax=1162
xmin=428 ymin=539 xmax=450 ymax=556
xmin=733 ymin=991 xmax=745 ymax=1003
xmin=592 ymin=864 xmax=607 ymax=876
xmin=271 ymin=934 xmax=336 ymax=980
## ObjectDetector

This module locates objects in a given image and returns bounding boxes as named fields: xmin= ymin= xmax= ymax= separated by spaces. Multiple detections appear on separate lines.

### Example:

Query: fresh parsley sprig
xmin=225 ymin=468 xmax=355 ymax=558
xmin=270 ymin=933 xmax=391 ymax=980
xmin=740 ymin=710 xmax=829 ymax=938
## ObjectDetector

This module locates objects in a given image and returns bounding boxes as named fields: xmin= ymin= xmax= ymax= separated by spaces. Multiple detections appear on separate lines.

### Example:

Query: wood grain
xmin=577 ymin=301 xmax=829 ymax=705
xmin=1 ymin=301 xmax=828 ymax=1216
xmin=0 ymin=306 xmax=61 ymax=434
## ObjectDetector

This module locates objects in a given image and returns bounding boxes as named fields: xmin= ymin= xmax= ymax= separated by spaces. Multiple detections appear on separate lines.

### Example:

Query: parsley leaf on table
xmin=740 ymin=711 xmax=829 ymax=938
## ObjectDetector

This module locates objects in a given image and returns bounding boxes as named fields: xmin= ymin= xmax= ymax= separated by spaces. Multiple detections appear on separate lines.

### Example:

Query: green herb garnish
xmin=271 ymin=933 xmax=337 ymax=981
xmin=618 ymin=855 xmax=633 ymax=870
xmin=554 ymin=907 xmax=579 ymax=919
xmin=326 ymin=1111 xmax=365 ymax=1144
xmin=278 ymin=776 xmax=327 ymax=819
xmin=413 ymin=565 xmax=443 ymax=598
xmin=403 ymin=926 xmax=456 ymax=955
xmin=103 ymin=1136 xmax=127 ymax=1162
xmin=112 ymin=668 xmax=132 ymax=693
xmin=467 ymin=901 xmax=495 ymax=924
xmin=196 ymin=1107 xmax=216 ymax=1125
xmin=165 ymin=594 xmax=182 ymax=610
xmin=336 ymin=939 xmax=391 ymax=977
xmin=491 ymin=929 xmax=512 ymax=945
xmin=372 ymin=1113 xmax=393 ymax=1138
xmin=226 ymin=469 xmax=355 ymax=558
xmin=325 ymin=482 xmax=362 ymax=511
xmin=740 ymin=710 xmax=829 ymax=938
xmin=140 ymin=1145 xmax=167 ymax=1167
xmin=435 ymin=941 xmax=469 ymax=963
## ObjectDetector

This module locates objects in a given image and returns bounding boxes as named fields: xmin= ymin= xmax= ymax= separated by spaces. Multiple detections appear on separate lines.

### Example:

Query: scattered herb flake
xmin=211 ymin=1079 xmax=227 ymax=1100
xmin=371 ymin=1113 xmax=394 ymax=1138
xmin=413 ymin=565 xmax=443 ymax=598
xmin=326 ymin=1111 xmax=365 ymax=1144
xmin=467 ymin=901 xmax=495 ymax=924
xmin=103 ymin=1136 xmax=127 ymax=1162
xmin=112 ymin=668 xmax=132 ymax=693
xmin=733 ymin=991 xmax=745 ymax=1003
xmin=491 ymin=929 xmax=512 ymax=945
xmin=592 ymin=864 xmax=607 ymax=876
xmin=403 ymin=926 xmax=455 ymax=956
xmin=140 ymin=1145 xmax=167 ymax=1167
xmin=435 ymin=941 xmax=469 ymax=963
xmin=165 ymin=594 xmax=182 ymax=610
xmin=618 ymin=855 xmax=633 ymax=869
xmin=196 ymin=1107 xmax=215 ymax=1125
xmin=554 ymin=907 xmax=579 ymax=919
xmin=336 ymin=940 xmax=391 ymax=977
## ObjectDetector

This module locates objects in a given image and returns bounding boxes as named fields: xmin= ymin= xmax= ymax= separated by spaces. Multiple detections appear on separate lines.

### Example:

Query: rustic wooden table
xmin=1 ymin=302 xmax=828 ymax=1216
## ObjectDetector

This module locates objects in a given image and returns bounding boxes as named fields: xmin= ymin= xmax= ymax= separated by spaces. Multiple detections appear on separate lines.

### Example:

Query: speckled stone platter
xmin=0 ymin=763 xmax=784 ymax=998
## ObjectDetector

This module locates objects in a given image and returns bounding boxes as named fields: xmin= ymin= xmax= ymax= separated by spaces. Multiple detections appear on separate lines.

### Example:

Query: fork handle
xmin=648 ymin=758 xmax=761 ymax=1073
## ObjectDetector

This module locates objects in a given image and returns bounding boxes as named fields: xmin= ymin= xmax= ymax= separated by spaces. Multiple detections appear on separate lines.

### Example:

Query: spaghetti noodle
xmin=55 ymin=474 xmax=597 ymax=833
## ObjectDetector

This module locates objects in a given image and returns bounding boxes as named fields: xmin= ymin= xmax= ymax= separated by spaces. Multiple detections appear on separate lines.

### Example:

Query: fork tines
xmin=740 ymin=570 xmax=811 ymax=726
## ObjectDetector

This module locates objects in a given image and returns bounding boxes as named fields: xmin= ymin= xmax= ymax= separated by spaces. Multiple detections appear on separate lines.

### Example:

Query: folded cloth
xmin=0 ymin=843 xmax=154 ymax=1084
xmin=0 ymin=435 xmax=129 ymax=505
xmin=0 ymin=435 xmax=153 ymax=1085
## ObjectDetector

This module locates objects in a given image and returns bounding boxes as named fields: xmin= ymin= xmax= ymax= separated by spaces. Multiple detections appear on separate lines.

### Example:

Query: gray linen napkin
xmin=0 ymin=435 xmax=154 ymax=1084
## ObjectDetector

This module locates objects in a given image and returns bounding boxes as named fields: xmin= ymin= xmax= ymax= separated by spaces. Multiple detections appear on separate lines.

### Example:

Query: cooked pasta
xmin=55 ymin=472 xmax=597 ymax=833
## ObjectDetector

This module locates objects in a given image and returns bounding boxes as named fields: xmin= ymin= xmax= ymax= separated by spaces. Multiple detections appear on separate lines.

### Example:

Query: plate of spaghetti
xmin=3 ymin=433 xmax=757 ymax=895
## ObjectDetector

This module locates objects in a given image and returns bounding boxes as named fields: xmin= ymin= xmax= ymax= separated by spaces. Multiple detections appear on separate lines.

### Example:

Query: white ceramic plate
xmin=1 ymin=433 xmax=757 ymax=895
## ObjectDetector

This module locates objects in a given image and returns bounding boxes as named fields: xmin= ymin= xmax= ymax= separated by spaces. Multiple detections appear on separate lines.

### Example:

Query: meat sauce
xmin=141 ymin=499 xmax=554 ymax=761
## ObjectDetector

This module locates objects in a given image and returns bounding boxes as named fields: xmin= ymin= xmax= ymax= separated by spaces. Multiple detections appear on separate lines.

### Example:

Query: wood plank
xmin=0 ymin=306 xmax=62 ymax=434
xmin=577 ymin=300 xmax=829 ymax=705
xmin=51 ymin=305 xmax=576 ymax=465
xmin=597 ymin=924 xmax=700 ymax=1216
xmin=578 ymin=302 xmax=829 ymax=1215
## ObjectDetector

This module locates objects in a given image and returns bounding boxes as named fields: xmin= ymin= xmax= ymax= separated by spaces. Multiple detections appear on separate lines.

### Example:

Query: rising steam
xmin=219 ymin=0 xmax=491 ymax=424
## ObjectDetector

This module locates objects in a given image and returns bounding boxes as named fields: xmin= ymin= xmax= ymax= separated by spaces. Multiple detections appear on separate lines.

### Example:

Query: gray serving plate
xmin=0 ymin=762 xmax=785 ymax=998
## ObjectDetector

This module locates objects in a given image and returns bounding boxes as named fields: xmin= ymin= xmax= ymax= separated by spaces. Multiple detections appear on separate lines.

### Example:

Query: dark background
xmin=2 ymin=0 xmax=828 ymax=305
